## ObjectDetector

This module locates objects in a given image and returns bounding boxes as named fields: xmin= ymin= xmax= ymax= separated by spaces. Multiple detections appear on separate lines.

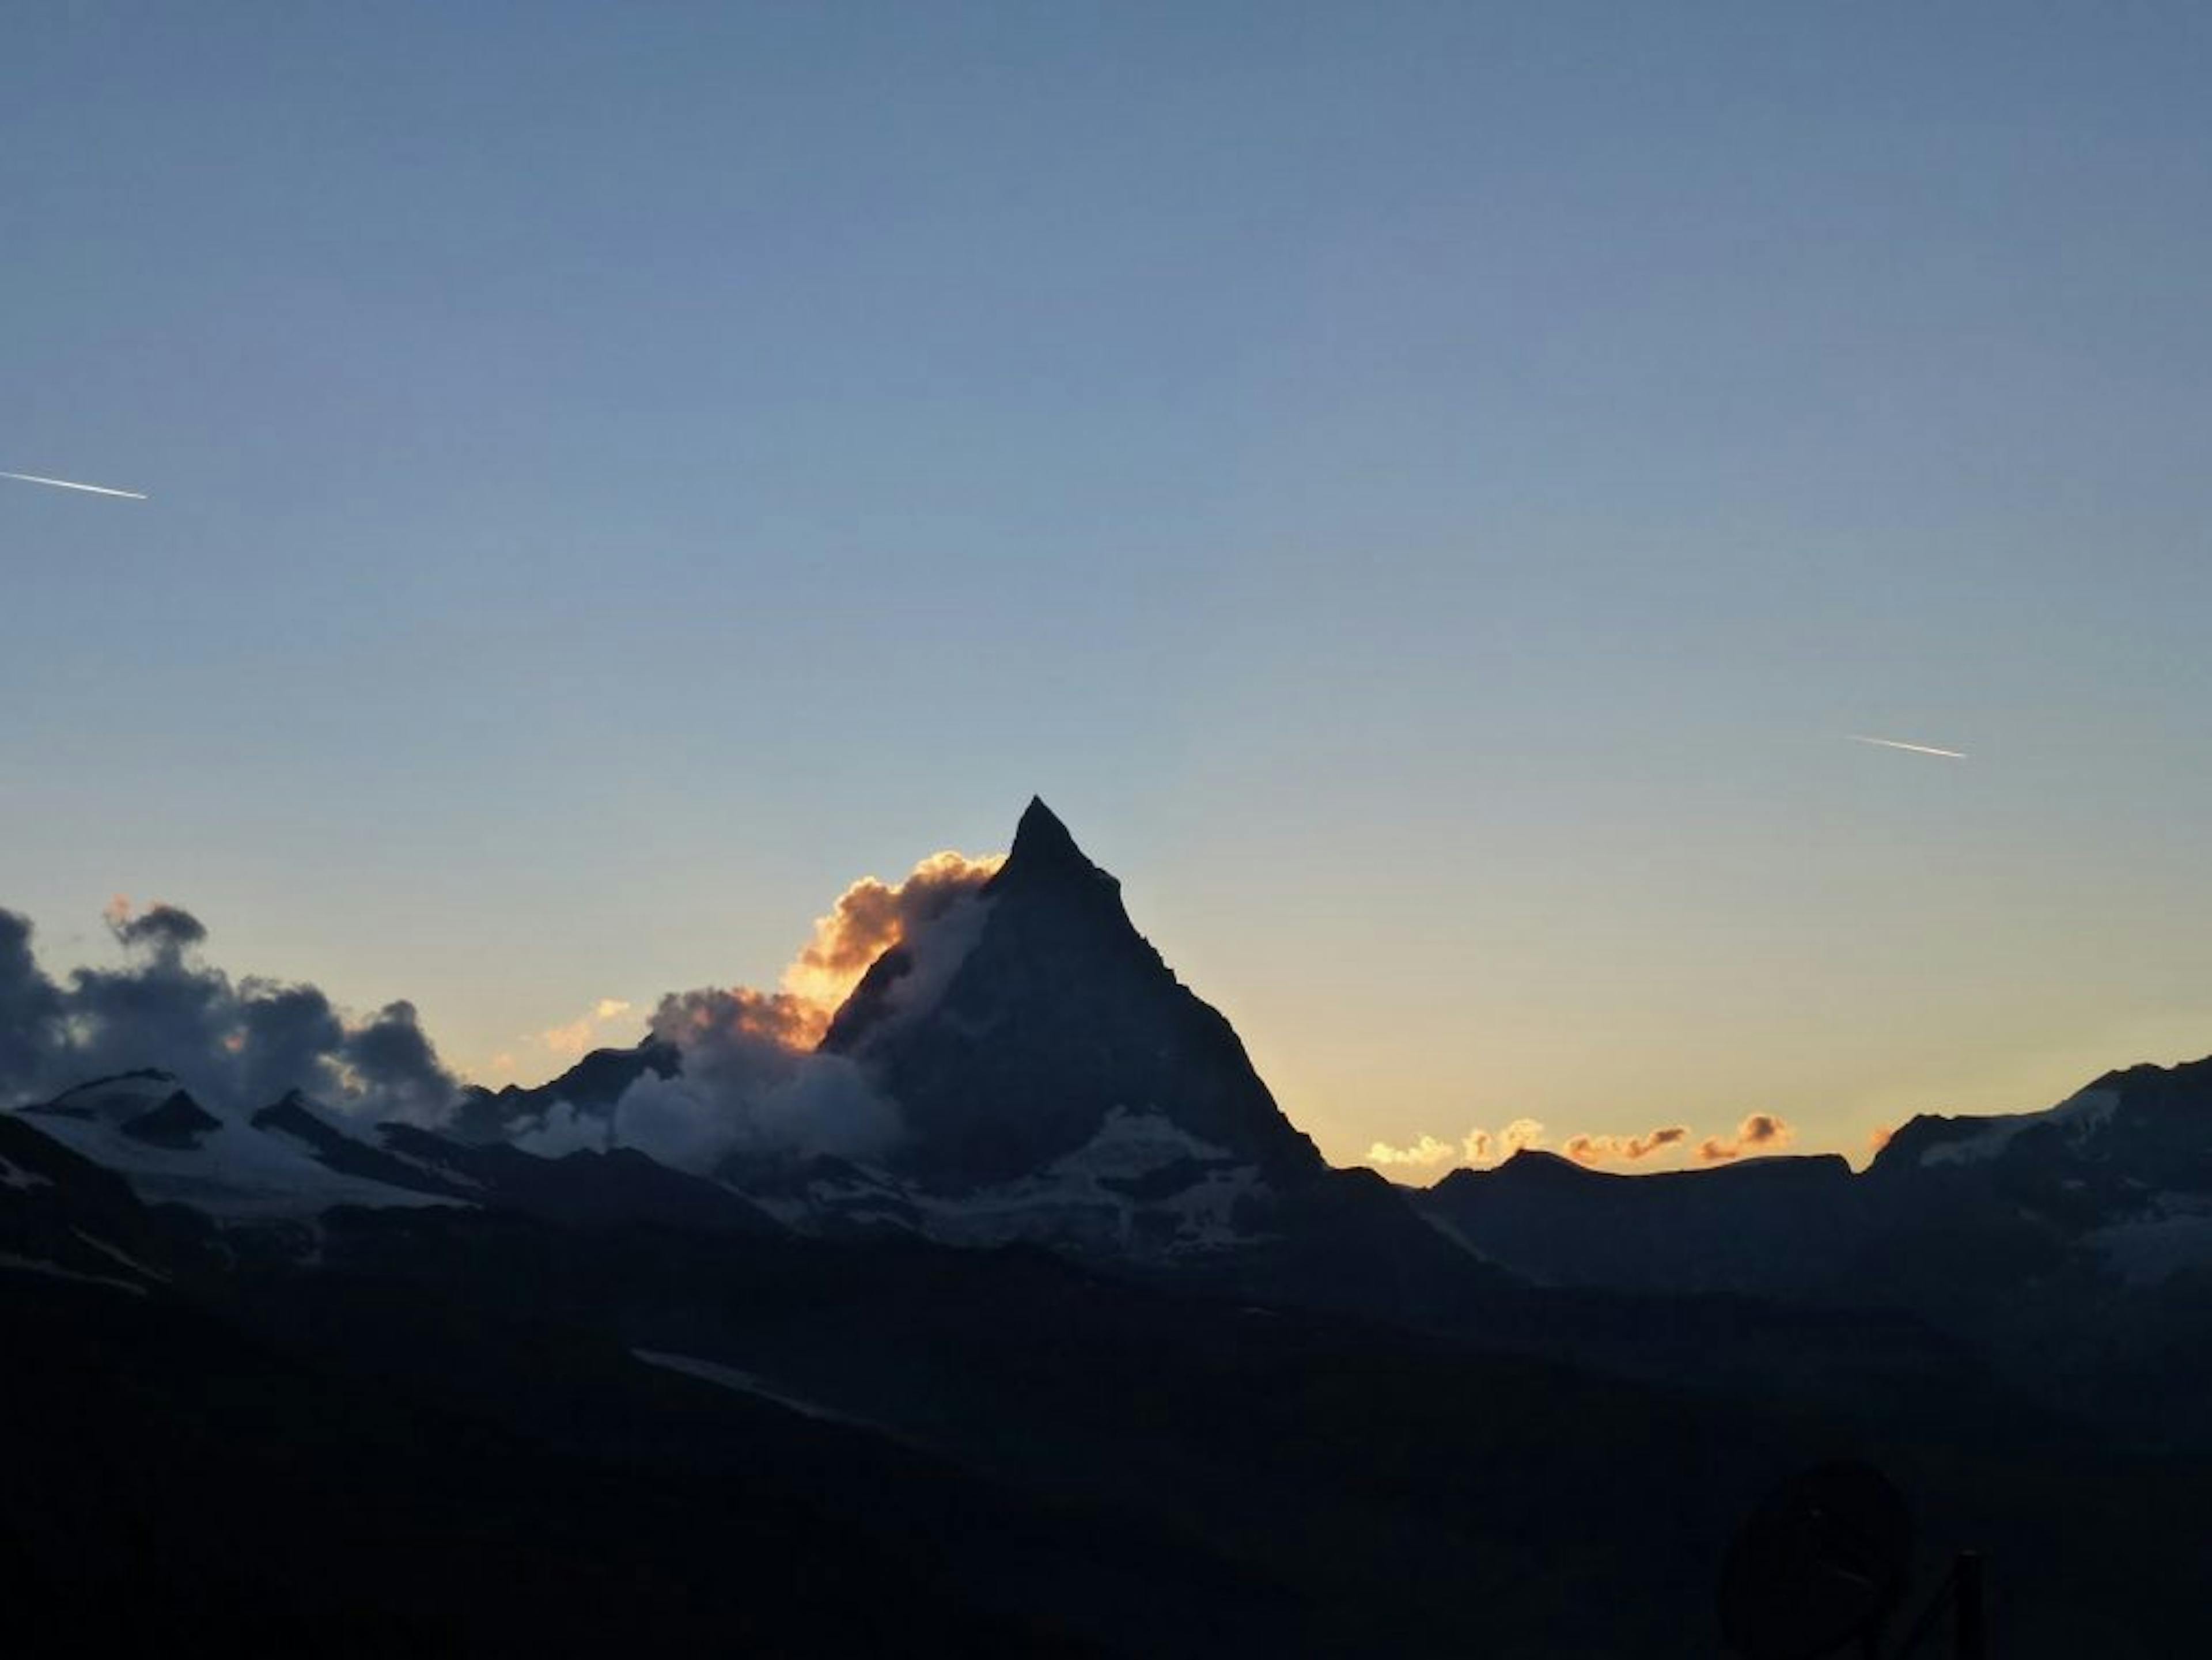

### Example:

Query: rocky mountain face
xmin=824 ymin=797 xmax=1323 ymax=1190
xmin=1869 ymin=1059 xmax=2212 ymax=1256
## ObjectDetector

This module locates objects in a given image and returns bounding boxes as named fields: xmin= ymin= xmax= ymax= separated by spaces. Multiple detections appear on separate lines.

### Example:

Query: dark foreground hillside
xmin=6 ymin=1181 xmax=2209 ymax=1658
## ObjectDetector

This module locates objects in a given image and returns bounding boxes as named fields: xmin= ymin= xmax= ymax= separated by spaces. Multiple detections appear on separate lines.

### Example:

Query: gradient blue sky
xmin=7 ymin=2 xmax=2211 ymax=1169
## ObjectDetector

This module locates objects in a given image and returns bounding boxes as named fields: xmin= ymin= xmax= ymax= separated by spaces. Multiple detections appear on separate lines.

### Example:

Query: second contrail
xmin=1 ymin=470 xmax=149 ymax=501
xmin=1846 ymin=734 xmax=1967 ymax=759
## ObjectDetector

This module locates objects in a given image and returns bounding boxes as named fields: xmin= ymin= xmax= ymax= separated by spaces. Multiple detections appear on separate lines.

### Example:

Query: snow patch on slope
xmin=1920 ymin=1087 xmax=2122 ymax=1166
xmin=736 ymin=1107 xmax=1273 ymax=1259
xmin=907 ymin=1107 xmax=1268 ymax=1256
xmin=632 ymin=1350 xmax=883 ymax=1431
xmin=0 ymin=1252 xmax=149 ymax=1296
xmin=2086 ymin=1192 xmax=2212 ymax=1284
xmin=0 ymin=1155 xmax=52 ymax=1192
xmin=38 ymin=1070 xmax=185 ymax=1123
xmin=16 ymin=1104 xmax=468 ymax=1221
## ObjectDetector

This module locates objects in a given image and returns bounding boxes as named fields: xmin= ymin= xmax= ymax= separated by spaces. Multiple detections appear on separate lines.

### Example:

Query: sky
xmin=6 ymin=2 xmax=2212 ymax=1173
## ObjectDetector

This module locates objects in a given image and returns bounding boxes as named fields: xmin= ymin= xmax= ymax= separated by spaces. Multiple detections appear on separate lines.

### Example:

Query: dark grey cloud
xmin=340 ymin=1000 xmax=454 ymax=1126
xmin=109 ymin=901 xmax=208 ymax=960
xmin=0 ymin=909 xmax=65 ymax=1100
xmin=66 ymin=905 xmax=236 ymax=1098
xmin=234 ymin=980 xmax=347 ymax=1108
xmin=0 ymin=901 xmax=459 ymax=1122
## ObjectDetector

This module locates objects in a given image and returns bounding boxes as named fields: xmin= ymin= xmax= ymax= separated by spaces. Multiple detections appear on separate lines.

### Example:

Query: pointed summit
xmin=988 ymin=795 xmax=1112 ymax=894
xmin=1013 ymin=794 xmax=1073 ymax=852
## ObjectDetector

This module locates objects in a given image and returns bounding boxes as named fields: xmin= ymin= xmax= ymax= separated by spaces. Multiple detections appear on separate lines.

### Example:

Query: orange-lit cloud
xmin=779 ymin=850 xmax=1003 ymax=1021
xmin=1360 ymin=1120 xmax=1540 ymax=1175
xmin=1363 ymin=1117 xmax=1712 ymax=1176
xmin=1501 ymin=1117 xmax=1548 ymax=1155
xmin=1365 ymin=1123 xmax=1540 ymax=1172
xmin=631 ymin=848 xmax=1005 ymax=1075
xmin=1562 ymin=1124 xmax=1690 ymax=1166
xmin=1365 ymin=1133 xmax=1460 ymax=1168
xmin=651 ymin=984 xmax=827 ymax=1052
xmin=1697 ymin=1112 xmax=1795 ymax=1163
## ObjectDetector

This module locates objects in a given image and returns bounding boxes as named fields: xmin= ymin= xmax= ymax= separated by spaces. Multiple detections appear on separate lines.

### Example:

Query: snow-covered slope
xmin=16 ymin=1071 xmax=467 ymax=1221
xmin=1911 ymin=1085 xmax=2124 ymax=1166
xmin=743 ymin=1106 xmax=1272 ymax=1261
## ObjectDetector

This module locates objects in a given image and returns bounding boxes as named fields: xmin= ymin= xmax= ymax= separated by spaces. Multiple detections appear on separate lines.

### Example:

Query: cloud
xmin=0 ymin=900 xmax=459 ymax=1122
xmin=1365 ymin=1134 xmax=1460 ymax=1169
xmin=539 ymin=996 xmax=639 ymax=1059
xmin=1697 ymin=1112 xmax=1796 ymax=1163
xmin=585 ymin=985 xmax=900 ymax=1172
xmin=232 ymin=981 xmax=346 ymax=1107
xmin=652 ymin=984 xmax=825 ymax=1051
xmin=6 ymin=827 xmax=1009 ymax=1173
xmin=1360 ymin=1123 xmax=1535 ymax=1174
xmin=780 ymin=850 xmax=1003 ymax=1020
xmin=1562 ymin=1125 xmax=1689 ymax=1167
xmin=1363 ymin=1118 xmax=1703 ymax=1175
xmin=341 ymin=1000 xmax=456 ymax=1127
xmin=1742 ymin=1112 xmax=1789 ymax=1146
xmin=1501 ymin=1117 xmax=1548 ymax=1155
xmin=1358 ymin=1120 xmax=1543 ymax=1176
xmin=510 ymin=1100 xmax=611 ymax=1158
xmin=107 ymin=899 xmax=207 ymax=959
xmin=0 ymin=909 xmax=66 ymax=1100
xmin=526 ymin=848 xmax=1003 ymax=1172
xmin=6 ymin=833 xmax=1005 ymax=1181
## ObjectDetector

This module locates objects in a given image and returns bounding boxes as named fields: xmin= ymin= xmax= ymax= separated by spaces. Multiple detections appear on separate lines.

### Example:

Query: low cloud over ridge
xmin=1366 ymin=1114 xmax=1788 ymax=1175
xmin=1564 ymin=1125 xmax=1689 ymax=1166
xmin=0 ymin=901 xmax=457 ymax=1123
xmin=779 ymin=850 xmax=1005 ymax=1025
xmin=522 ymin=848 xmax=1002 ymax=1173
xmin=1698 ymin=1112 xmax=1794 ymax=1163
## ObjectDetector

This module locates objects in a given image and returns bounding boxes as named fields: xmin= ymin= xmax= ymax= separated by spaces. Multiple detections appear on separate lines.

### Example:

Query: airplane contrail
xmin=1846 ymin=734 xmax=1967 ymax=759
xmin=1 ymin=470 xmax=148 ymax=501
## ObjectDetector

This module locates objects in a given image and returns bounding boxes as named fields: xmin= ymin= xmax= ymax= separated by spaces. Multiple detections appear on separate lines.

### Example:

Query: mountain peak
xmin=824 ymin=797 xmax=1321 ymax=1189
xmin=989 ymin=796 xmax=1106 ymax=892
